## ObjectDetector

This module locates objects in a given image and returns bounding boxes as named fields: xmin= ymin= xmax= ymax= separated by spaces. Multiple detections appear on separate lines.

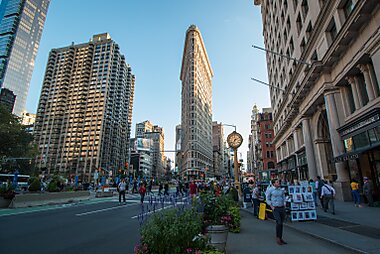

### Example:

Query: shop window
xmin=353 ymin=132 xmax=370 ymax=149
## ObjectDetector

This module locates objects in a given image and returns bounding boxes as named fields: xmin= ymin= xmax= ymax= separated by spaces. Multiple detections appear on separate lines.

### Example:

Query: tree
xmin=0 ymin=105 xmax=36 ymax=172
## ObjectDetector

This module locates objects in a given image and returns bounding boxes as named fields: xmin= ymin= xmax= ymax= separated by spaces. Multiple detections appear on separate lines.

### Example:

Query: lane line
xmin=75 ymin=203 xmax=136 ymax=216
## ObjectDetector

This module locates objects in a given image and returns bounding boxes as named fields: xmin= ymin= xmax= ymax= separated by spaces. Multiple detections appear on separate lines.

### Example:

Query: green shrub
xmin=139 ymin=208 xmax=203 ymax=254
xmin=28 ymin=177 xmax=41 ymax=192
xmin=47 ymin=181 xmax=58 ymax=192
xmin=201 ymin=193 xmax=240 ymax=232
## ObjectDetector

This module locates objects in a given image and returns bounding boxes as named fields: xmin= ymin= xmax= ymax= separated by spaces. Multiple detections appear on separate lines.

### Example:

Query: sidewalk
xmin=237 ymin=201 xmax=380 ymax=254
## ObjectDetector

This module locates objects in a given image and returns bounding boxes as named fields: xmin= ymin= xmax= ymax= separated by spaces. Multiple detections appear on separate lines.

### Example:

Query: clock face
xmin=227 ymin=131 xmax=243 ymax=148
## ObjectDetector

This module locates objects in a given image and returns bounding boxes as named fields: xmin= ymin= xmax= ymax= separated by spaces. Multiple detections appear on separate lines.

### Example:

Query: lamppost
xmin=226 ymin=130 xmax=243 ymax=197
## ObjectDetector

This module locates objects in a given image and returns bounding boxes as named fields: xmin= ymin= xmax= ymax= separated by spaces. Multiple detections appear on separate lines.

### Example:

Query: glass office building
xmin=0 ymin=0 xmax=50 ymax=115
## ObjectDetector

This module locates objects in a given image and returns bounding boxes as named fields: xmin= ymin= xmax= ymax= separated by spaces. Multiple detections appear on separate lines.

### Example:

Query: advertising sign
xmin=136 ymin=138 xmax=152 ymax=151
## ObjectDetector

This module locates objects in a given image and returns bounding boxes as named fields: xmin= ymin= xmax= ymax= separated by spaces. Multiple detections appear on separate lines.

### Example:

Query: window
xmin=343 ymin=0 xmax=355 ymax=18
xmin=306 ymin=22 xmax=313 ymax=41
xmin=296 ymin=13 xmax=302 ymax=34
xmin=353 ymin=132 xmax=370 ymax=149
xmin=301 ymin=0 xmax=309 ymax=19
xmin=326 ymin=18 xmax=337 ymax=44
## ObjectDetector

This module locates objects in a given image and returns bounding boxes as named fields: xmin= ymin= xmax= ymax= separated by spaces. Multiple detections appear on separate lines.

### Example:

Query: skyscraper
xmin=212 ymin=121 xmax=224 ymax=179
xmin=255 ymin=0 xmax=380 ymax=199
xmin=180 ymin=25 xmax=213 ymax=180
xmin=34 ymin=33 xmax=135 ymax=181
xmin=0 ymin=0 xmax=50 ymax=115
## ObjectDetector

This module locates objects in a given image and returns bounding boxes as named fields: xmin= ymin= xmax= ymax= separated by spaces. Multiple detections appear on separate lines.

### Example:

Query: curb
xmin=241 ymin=208 xmax=368 ymax=254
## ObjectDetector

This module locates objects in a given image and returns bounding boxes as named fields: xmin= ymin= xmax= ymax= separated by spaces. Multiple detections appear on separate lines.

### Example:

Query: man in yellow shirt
xmin=350 ymin=179 xmax=361 ymax=207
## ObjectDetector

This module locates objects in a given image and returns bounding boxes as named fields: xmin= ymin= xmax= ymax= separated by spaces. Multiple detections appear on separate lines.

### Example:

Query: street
xmin=0 ymin=194 xmax=144 ymax=254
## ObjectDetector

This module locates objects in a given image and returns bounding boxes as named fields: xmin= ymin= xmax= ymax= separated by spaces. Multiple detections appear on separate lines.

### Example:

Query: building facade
xmin=247 ymin=104 xmax=260 ymax=173
xmin=0 ymin=0 xmax=50 ymax=115
xmin=34 ymin=33 xmax=135 ymax=182
xmin=212 ymin=121 xmax=224 ymax=179
xmin=257 ymin=108 xmax=276 ymax=179
xmin=0 ymin=87 xmax=16 ymax=112
xmin=180 ymin=25 xmax=213 ymax=181
xmin=255 ymin=0 xmax=380 ymax=200
xmin=135 ymin=120 xmax=165 ymax=179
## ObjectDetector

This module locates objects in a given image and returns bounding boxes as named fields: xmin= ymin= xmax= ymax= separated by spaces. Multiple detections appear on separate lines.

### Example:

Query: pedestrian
xmin=147 ymin=180 xmax=153 ymax=196
xmin=252 ymin=183 xmax=260 ymax=217
xmin=189 ymin=180 xmax=197 ymax=197
xmin=266 ymin=179 xmax=287 ymax=245
xmin=139 ymin=183 xmax=147 ymax=204
xmin=308 ymin=179 xmax=317 ymax=206
xmin=164 ymin=182 xmax=169 ymax=196
xmin=316 ymin=176 xmax=324 ymax=208
xmin=158 ymin=182 xmax=163 ymax=195
xmin=178 ymin=180 xmax=184 ymax=196
xmin=132 ymin=178 xmax=138 ymax=194
xmin=118 ymin=178 xmax=127 ymax=204
xmin=321 ymin=180 xmax=335 ymax=214
xmin=363 ymin=177 xmax=374 ymax=207
xmin=350 ymin=179 xmax=361 ymax=207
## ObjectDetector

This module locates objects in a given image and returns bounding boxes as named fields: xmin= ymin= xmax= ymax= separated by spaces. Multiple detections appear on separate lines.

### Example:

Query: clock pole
xmin=233 ymin=148 xmax=241 ymax=197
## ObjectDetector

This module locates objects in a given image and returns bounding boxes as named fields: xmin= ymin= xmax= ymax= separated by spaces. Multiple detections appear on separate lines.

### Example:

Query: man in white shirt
xmin=118 ymin=179 xmax=127 ymax=204
xmin=320 ymin=180 xmax=335 ymax=215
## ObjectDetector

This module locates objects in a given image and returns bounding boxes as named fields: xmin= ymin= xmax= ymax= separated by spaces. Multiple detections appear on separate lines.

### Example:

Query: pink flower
xmin=186 ymin=248 xmax=193 ymax=253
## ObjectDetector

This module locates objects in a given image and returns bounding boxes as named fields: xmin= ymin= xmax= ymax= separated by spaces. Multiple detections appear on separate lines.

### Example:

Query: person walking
xmin=363 ymin=177 xmax=374 ymax=207
xmin=158 ymin=182 xmax=163 ymax=195
xmin=266 ymin=179 xmax=287 ymax=245
xmin=147 ymin=180 xmax=153 ymax=196
xmin=164 ymin=182 xmax=169 ymax=196
xmin=350 ymin=179 xmax=361 ymax=207
xmin=189 ymin=180 xmax=197 ymax=197
xmin=132 ymin=178 xmax=138 ymax=194
xmin=139 ymin=183 xmax=147 ymax=204
xmin=316 ymin=176 xmax=323 ymax=208
xmin=118 ymin=178 xmax=127 ymax=204
xmin=309 ymin=179 xmax=318 ymax=206
xmin=252 ymin=183 xmax=260 ymax=217
xmin=321 ymin=180 xmax=335 ymax=214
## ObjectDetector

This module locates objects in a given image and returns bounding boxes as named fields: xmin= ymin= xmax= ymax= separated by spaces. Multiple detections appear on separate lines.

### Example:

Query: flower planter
xmin=207 ymin=225 xmax=228 ymax=252
xmin=0 ymin=196 xmax=12 ymax=208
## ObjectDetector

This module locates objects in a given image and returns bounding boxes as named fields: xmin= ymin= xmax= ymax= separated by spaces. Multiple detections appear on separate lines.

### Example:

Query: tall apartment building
xmin=247 ymin=104 xmax=260 ymax=173
xmin=135 ymin=120 xmax=165 ymax=179
xmin=0 ymin=0 xmax=50 ymax=115
xmin=212 ymin=121 xmax=224 ymax=179
xmin=34 ymin=33 xmax=135 ymax=181
xmin=255 ymin=0 xmax=380 ymax=200
xmin=180 ymin=25 xmax=213 ymax=180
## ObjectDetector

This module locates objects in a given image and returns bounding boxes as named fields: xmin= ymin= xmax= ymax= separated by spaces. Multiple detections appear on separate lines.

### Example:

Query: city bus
xmin=0 ymin=173 xmax=30 ymax=190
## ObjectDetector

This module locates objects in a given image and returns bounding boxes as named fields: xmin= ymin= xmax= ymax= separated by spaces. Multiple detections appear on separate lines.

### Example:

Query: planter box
xmin=0 ymin=197 xmax=12 ymax=208
xmin=207 ymin=225 xmax=228 ymax=252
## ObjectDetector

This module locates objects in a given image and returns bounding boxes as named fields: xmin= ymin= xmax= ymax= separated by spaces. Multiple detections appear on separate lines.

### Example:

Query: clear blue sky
xmin=27 ymin=0 xmax=270 ymax=165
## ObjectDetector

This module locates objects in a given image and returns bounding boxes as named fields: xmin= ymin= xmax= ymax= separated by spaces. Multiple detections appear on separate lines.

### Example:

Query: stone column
xmin=345 ymin=76 xmax=360 ymax=110
xmin=339 ymin=86 xmax=351 ymax=117
xmin=368 ymin=63 xmax=380 ymax=97
xmin=302 ymin=117 xmax=317 ymax=180
xmin=324 ymin=89 xmax=351 ymax=200
xmin=358 ymin=64 xmax=375 ymax=101
xmin=293 ymin=128 xmax=299 ymax=152
xmin=354 ymin=76 xmax=364 ymax=107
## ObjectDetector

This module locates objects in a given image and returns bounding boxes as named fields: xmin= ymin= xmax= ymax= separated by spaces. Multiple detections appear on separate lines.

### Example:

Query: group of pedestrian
xmin=351 ymin=176 xmax=374 ymax=207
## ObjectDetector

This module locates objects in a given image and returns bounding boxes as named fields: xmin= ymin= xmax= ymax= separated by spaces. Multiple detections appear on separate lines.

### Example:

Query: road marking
xmin=75 ymin=203 xmax=135 ymax=216
xmin=131 ymin=205 xmax=173 ymax=219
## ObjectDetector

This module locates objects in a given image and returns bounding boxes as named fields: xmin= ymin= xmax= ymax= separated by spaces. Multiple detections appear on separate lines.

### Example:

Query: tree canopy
xmin=0 ymin=105 xmax=35 ymax=158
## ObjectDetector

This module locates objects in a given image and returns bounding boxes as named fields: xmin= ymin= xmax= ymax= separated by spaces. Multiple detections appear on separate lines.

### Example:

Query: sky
xmin=26 ymin=0 xmax=270 ymax=166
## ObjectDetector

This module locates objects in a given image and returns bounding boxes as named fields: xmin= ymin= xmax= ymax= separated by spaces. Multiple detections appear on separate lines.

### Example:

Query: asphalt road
xmin=0 ymin=196 xmax=145 ymax=254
